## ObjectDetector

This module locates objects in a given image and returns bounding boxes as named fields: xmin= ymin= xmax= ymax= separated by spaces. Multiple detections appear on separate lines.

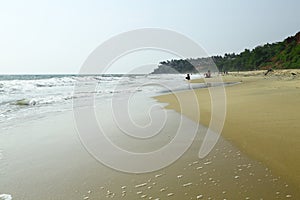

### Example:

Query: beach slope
xmin=155 ymin=70 xmax=300 ymax=188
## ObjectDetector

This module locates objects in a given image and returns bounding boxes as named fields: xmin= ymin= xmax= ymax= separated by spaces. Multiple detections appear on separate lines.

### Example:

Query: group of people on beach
xmin=185 ymin=70 xmax=211 ymax=81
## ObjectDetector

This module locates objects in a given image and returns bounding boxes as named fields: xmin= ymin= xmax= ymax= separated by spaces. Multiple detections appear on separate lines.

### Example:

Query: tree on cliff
xmin=152 ymin=31 xmax=300 ymax=73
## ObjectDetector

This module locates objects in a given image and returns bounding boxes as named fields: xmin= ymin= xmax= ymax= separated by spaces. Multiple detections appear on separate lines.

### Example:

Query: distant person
xmin=264 ymin=68 xmax=273 ymax=76
xmin=185 ymin=73 xmax=190 ymax=81
xmin=205 ymin=70 xmax=211 ymax=78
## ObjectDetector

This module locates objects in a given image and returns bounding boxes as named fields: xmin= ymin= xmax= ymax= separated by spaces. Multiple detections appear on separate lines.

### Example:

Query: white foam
xmin=155 ymin=173 xmax=163 ymax=178
xmin=0 ymin=194 xmax=12 ymax=200
xmin=0 ymin=74 xmax=192 ymax=129
xmin=182 ymin=183 xmax=192 ymax=187
xmin=167 ymin=193 xmax=174 ymax=197
xmin=135 ymin=183 xmax=147 ymax=188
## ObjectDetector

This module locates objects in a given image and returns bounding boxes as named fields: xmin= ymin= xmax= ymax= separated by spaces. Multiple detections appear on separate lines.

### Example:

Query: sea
xmin=0 ymin=74 xmax=205 ymax=129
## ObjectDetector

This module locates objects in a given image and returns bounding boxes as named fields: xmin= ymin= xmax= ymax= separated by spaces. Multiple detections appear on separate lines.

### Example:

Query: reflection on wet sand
xmin=80 ymin=137 xmax=298 ymax=199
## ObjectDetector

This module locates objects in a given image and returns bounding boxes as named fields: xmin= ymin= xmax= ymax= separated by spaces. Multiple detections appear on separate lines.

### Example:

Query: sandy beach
xmin=0 ymin=71 xmax=299 ymax=199
xmin=1 ymin=0 xmax=299 ymax=199
xmin=156 ymin=69 xmax=300 ymax=192
xmin=1 ymin=109 xmax=299 ymax=199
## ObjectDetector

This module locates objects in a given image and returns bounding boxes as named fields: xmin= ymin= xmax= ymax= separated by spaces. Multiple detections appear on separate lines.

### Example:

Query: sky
xmin=0 ymin=0 xmax=299 ymax=74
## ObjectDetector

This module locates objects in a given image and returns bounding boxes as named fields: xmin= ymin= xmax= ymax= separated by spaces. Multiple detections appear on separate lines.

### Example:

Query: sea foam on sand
xmin=0 ymin=194 xmax=12 ymax=200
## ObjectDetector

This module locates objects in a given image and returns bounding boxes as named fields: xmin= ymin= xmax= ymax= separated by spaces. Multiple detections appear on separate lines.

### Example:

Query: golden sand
xmin=2 ymin=70 xmax=300 ymax=199
xmin=155 ymin=70 xmax=300 ymax=189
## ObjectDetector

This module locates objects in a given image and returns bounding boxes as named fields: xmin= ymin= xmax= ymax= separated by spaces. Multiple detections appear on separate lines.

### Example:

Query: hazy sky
xmin=0 ymin=0 xmax=299 ymax=74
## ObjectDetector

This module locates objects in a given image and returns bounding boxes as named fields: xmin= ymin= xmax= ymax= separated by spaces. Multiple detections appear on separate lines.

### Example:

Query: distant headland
xmin=152 ymin=31 xmax=300 ymax=74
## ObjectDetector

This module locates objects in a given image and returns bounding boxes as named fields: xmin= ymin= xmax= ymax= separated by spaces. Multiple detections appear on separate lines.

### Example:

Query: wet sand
xmin=1 ymin=109 xmax=299 ymax=199
xmin=156 ymin=69 xmax=300 ymax=193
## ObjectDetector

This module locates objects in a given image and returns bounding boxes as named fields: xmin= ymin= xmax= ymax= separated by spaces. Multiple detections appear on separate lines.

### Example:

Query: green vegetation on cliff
xmin=152 ymin=31 xmax=300 ymax=74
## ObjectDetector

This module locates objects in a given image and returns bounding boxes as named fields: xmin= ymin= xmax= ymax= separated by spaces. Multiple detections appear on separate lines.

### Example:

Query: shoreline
xmin=1 ymin=106 xmax=299 ymax=199
xmin=155 ymin=69 xmax=300 ymax=190
xmin=1 ymin=71 xmax=300 ymax=199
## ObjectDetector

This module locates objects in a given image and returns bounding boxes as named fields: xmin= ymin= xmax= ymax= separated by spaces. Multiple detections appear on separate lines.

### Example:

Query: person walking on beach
xmin=185 ymin=73 xmax=192 ymax=89
xmin=185 ymin=73 xmax=191 ymax=81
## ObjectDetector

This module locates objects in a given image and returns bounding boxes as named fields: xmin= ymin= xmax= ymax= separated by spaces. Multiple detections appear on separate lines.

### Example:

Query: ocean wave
xmin=0 ymin=109 xmax=11 ymax=115
xmin=36 ymin=83 xmax=55 ymax=87
xmin=0 ymin=100 xmax=14 ymax=106
xmin=13 ymin=99 xmax=37 ymax=106
xmin=0 ymin=77 xmax=76 ymax=93
xmin=0 ymin=75 xmax=131 ymax=93
xmin=11 ymin=95 xmax=75 ymax=106
xmin=0 ymin=74 xmax=187 ymax=127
